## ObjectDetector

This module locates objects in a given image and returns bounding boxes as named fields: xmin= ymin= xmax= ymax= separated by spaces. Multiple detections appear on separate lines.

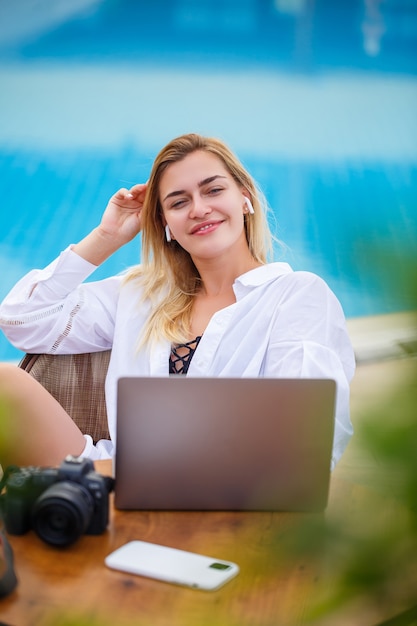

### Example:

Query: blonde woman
xmin=0 ymin=134 xmax=355 ymax=468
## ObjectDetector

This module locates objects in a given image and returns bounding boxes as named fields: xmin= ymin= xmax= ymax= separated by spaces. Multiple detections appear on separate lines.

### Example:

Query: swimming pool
xmin=1 ymin=0 xmax=416 ymax=362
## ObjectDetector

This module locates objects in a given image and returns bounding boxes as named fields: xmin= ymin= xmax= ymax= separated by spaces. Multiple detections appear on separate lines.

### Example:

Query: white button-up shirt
xmin=0 ymin=247 xmax=355 ymax=467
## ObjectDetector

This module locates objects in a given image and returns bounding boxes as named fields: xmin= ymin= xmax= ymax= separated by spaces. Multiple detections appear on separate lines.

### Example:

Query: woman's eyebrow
xmin=162 ymin=175 xmax=227 ymax=202
xmin=198 ymin=175 xmax=227 ymax=187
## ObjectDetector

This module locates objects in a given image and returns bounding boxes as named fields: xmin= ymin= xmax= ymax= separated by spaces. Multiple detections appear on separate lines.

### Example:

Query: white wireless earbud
xmin=165 ymin=224 xmax=172 ymax=242
xmin=244 ymin=197 xmax=255 ymax=214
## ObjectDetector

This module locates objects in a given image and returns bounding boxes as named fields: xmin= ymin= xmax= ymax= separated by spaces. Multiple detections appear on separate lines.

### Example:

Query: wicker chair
xmin=19 ymin=351 xmax=111 ymax=443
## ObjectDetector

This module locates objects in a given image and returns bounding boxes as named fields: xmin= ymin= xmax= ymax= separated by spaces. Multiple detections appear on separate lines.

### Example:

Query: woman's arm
xmin=72 ymin=183 xmax=146 ymax=265
xmin=0 ymin=250 xmax=123 ymax=353
xmin=0 ymin=184 xmax=147 ymax=354
xmin=264 ymin=271 xmax=356 ymax=468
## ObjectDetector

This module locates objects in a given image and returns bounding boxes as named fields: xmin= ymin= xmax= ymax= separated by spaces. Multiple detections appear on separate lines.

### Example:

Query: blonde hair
xmin=125 ymin=133 xmax=274 ymax=346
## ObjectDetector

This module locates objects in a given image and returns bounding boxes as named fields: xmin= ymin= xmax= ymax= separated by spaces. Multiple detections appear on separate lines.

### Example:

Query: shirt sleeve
xmin=0 ymin=247 xmax=123 ymax=354
xmin=264 ymin=271 xmax=356 ymax=469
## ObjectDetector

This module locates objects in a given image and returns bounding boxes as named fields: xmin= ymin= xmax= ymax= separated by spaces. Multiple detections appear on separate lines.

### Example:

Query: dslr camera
xmin=1 ymin=456 xmax=114 ymax=547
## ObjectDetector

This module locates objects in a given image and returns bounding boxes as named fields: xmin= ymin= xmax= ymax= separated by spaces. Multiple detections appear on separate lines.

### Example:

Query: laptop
xmin=114 ymin=377 xmax=336 ymax=512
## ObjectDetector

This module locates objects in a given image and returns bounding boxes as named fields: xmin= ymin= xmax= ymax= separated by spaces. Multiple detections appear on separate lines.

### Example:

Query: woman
xmin=0 ymin=133 xmax=355 ymax=468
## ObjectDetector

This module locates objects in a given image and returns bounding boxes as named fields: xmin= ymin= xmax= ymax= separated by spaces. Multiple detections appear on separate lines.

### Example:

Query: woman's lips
xmin=191 ymin=220 xmax=223 ymax=235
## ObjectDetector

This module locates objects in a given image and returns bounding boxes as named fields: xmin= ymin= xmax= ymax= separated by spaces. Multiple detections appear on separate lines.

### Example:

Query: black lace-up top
xmin=169 ymin=336 xmax=202 ymax=375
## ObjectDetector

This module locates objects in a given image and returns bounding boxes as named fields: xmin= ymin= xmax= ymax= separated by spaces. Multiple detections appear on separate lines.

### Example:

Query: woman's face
xmin=159 ymin=150 xmax=249 ymax=262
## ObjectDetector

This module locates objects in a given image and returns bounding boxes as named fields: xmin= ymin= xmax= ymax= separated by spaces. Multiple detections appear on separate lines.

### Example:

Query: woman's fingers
xmin=113 ymin=183 xmax=147 ymax=207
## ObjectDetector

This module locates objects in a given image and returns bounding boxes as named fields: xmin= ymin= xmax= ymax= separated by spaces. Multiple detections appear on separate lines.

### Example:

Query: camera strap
xmin=0 ymin=467 xmax=19 ymax=598
xmin=0 ymin=528 xmax=18 ymax=598
xmin=0 ymin=466 xmax=19 ymax=494
xmin=0 ymin=466 xmax=20 ymax=520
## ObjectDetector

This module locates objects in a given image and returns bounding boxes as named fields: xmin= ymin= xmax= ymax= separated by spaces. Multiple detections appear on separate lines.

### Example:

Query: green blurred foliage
xmin=279 ymin=249 xmax=417 ymax=623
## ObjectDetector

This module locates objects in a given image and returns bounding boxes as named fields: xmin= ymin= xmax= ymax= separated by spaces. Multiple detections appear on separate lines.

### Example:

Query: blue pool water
xmin=1 ymin=0 xmax=416 ymax=362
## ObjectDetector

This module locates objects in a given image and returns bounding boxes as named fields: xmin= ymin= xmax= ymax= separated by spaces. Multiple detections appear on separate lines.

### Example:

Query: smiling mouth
xmin=191 ymin=221 xmax=222 ymax=235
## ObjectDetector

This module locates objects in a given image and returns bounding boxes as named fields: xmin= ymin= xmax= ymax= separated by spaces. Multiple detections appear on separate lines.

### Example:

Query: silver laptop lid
xmin=114 ymin=377 xmax=335 ymax=512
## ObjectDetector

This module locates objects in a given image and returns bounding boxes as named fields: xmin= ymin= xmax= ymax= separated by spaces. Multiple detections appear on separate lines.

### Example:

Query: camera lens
xmin=31 ymin=481 xmax=94 ymax=547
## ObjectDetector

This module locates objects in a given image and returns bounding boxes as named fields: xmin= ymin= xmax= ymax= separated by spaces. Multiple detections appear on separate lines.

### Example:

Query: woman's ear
xmin=162 ymin=212 xmax=174 ymax=242
xmin=243 ymin=196 xmax=255 ymax=215
xmin=165 ymin=224 xmax=172 ymax=242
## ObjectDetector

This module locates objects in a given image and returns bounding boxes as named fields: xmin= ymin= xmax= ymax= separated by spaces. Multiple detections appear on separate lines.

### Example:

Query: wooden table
xmin=4 ymin=468 xmax=412 ymax=626
xmin=2 ymin=357 xmax=416 ymax=626
xmin=1 ymin=457 xmax=327 ymax=626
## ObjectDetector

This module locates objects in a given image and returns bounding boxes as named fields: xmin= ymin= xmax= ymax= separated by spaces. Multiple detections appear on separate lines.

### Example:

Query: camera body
xmin=2 ymin=456 xmax=113 ymax=546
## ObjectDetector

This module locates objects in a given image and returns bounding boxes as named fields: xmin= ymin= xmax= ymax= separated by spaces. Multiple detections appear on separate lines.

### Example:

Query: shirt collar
xmin=233 ymin=262 xmax=293 ymax=299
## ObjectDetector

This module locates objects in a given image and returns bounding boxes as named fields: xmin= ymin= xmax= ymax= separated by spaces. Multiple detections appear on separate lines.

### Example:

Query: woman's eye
xmin=207 ymin=187 xmax=222 ymax=195
xmin=171 ymin=199 xmax=187 ymax=209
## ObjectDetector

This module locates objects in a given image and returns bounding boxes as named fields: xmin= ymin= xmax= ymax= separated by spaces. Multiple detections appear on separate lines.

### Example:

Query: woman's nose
xmin=189 ymin=196 xmax=211 ymax=218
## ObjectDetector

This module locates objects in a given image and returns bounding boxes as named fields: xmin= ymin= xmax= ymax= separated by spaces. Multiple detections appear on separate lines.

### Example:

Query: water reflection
xmin=0 ymin=0 xmax=416 ymax=361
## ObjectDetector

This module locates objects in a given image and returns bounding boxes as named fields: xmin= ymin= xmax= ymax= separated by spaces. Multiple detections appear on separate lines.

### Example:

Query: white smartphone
xmin=105 ymin=540 xmax=239 ymax=591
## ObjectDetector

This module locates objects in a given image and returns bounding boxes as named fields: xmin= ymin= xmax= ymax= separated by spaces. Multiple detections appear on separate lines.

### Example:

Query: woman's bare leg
xmin=0 ymin=363 xmax=86 ymax=468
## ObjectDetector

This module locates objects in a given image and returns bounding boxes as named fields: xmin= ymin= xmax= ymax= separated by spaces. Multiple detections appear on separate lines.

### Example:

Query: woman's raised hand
xmin=72 ymin=183 xmax=148 ymax=266
xmin=99 ymin=183 xmax=148 ymax=245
